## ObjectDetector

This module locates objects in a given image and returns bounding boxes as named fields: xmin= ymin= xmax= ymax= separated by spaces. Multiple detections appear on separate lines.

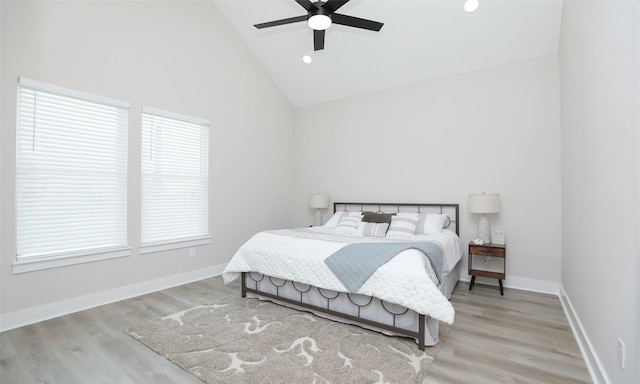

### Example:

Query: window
xmin=140 ymin=106 xmax=210 ymax=252
xmin=15 ymin=78 xmax=129 ymax=273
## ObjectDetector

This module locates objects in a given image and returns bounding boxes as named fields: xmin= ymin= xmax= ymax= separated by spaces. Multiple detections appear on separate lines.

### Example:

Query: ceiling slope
xmin=214 ymin=0 xmax=563 ymax=108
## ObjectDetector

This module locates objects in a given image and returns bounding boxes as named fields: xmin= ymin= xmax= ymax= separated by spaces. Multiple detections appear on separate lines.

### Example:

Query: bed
xmin=222 ymin=202 xmax=462 ymax=350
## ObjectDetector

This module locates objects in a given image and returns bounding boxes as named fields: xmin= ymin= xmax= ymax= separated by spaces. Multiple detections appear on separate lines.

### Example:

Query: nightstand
xmin=468 ymin=242 xmax=506 ymax=295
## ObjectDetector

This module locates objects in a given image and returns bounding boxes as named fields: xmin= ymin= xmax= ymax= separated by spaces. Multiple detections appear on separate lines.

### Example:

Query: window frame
xmin=139 ymin=106 xmax=211 ymax=254
xmin=13 ymin=78 xmax=131 ymax=274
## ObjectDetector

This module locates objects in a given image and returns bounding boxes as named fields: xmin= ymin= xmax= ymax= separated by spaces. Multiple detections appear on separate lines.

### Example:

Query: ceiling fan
xmin=254 ymin=0 xmax=384 ymax=51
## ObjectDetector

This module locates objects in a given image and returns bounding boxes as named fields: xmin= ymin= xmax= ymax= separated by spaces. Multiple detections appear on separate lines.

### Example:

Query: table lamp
xmin=309 ymin=193 xmax=329 ymax=226
xmin=468 ymin=193 xmax=500 ymax=243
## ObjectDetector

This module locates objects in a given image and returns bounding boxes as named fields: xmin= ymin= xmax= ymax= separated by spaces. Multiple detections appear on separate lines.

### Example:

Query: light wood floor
xmin=0 ymin=277 xmax=591 ymax=384
xmin=426 ymin=282 xmax=591 ymax=384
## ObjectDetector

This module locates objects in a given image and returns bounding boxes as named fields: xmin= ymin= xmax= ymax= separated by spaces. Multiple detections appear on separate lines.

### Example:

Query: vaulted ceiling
xmin=214 ymin=0 xmax=564 ymax=107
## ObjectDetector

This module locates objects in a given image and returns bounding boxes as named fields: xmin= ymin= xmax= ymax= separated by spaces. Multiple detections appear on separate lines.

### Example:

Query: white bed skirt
xmin=243 ymin=261 xmax=461 ymax=347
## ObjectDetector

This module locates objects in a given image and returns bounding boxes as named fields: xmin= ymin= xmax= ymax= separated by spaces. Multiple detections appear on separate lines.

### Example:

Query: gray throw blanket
xmin=324 ymin=241 xmax=444 ymax=293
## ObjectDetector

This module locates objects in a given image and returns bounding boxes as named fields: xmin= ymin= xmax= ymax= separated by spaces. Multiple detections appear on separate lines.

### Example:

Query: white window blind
xmin=15 ymin=78 xmax=129 ymax=261
xmin=141 ymin=106 xmax=209 ymax=247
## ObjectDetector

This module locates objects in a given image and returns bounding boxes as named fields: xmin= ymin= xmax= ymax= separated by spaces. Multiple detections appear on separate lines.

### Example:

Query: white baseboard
xmin=0 ymin=264 xmax=227 ymax=333
xmin=459 ymin=274 xmax=559 ymax=295
xmin=559 ymin=284 xmax=610 ymax=384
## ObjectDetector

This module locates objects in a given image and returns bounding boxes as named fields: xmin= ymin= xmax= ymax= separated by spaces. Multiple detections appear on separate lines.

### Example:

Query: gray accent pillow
xmin=362 ymin=211 xmax=395 ymax=224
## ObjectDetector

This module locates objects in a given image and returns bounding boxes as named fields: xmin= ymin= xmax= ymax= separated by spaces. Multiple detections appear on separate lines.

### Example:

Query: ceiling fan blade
xmin=313 ymin=29 xmax=325 ymax=51
xmin=332 ymin=13 xmax=383 ymax=32
xmin=295 ymin=0 xmax=316 ymax=12
xmin=254 ymin=15 xmax=307 ymax=29
xmin=321 ymin=0 xmax=350 ymax=14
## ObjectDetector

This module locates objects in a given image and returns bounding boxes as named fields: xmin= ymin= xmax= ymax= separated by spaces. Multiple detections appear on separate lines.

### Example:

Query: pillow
xmin=334 ymin=212 xmax=362 ymax=234
xmin=324 ymin=211 xmax=346 ymax=227
xmin=362 ymin=211 xmax=395 ymax=224
xmin=416 ymin=213 xmax=450 ymax=235
xmin=444 ymin=215 xmax=451 ymax=228
xmin=325 ymin=211 xmax=364 ymax=227
xmin=355 ymin=222 xmax=389 ymax=238
xmin=386 ymin=212 xmax=420 ymax=238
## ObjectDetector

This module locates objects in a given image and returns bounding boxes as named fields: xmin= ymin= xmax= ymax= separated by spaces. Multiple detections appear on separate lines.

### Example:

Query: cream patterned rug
xmin=126 ymin=296 xmax=447 ymax=384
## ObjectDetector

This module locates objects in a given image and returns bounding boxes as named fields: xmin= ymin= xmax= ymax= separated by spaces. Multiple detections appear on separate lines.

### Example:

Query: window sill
xmin=139 ymin=236 xmax=212 ymax=255
xmin=13 ymin=247 xmax=131 ymax=274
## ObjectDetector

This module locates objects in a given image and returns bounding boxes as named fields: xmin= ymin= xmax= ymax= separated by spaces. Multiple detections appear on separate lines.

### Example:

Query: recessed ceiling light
xmin=464 ymin=0 xmax=479 ymax=13
xmin=302 ymin=55 xmax=312 ymax=64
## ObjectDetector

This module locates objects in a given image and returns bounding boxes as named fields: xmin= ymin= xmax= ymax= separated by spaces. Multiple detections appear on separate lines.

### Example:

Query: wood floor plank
xmin=425 ymin=282 xmax=591 ymax=384
xmin=0 ymin=277 xmax=591 ymax=383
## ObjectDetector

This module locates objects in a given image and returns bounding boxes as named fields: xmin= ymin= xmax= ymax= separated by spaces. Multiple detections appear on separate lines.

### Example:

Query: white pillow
xmin=416 ymin=213 xmax=449 ymax=235
xmin=324 ymin=211 xmax=363 ymax=227
xmin=355 ymin=222 xmax=389 ymax=238
xmin=334 ymin=212 xmax=362 ymax=234
xmin=386 ymin=212 xmax=420 ymax=238
xmin=324 ymin=211 xmax=345 ymax=227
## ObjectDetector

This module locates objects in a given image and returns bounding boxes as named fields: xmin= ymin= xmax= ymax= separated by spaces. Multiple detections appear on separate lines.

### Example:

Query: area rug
xmin=126 ymin=295 xmax=448 ymax=384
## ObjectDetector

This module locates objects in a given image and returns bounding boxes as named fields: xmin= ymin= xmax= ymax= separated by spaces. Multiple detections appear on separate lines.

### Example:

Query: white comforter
xmin=222 ymin=227 xmax=462 ymax=324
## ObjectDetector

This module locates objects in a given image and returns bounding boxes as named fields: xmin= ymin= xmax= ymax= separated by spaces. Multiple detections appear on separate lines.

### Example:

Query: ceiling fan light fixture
xmin=308 ymin=14 xmax=331 ymax=30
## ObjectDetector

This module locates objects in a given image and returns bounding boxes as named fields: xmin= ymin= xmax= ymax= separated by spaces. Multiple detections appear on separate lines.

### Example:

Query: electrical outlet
xmin=618 ymin=338 xmax=626 ymax=369
xmin=189 ymin=247 xmax=196 ymax=258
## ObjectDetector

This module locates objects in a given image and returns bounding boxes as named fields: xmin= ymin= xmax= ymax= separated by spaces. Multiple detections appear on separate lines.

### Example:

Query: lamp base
xmin=478 ymin=215 xmax=491 ymax=243
xmin=314 ymin=210 xmax=323 ymax=226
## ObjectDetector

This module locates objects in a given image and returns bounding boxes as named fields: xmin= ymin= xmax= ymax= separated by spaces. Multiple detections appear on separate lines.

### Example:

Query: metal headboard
xmin=333 ymin=202 xmax=460 ymax=236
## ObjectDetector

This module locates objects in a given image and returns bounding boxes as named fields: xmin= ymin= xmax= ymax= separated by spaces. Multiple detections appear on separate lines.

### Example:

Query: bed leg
xmin=241 ymin=272 xmax=247 ymax=298
xmin=418 ymin=314 xmax=426 ymax=351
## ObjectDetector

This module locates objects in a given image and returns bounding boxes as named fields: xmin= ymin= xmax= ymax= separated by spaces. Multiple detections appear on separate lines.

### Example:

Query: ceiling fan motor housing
xmin=307 ymin=7 xmax=332 ymax=30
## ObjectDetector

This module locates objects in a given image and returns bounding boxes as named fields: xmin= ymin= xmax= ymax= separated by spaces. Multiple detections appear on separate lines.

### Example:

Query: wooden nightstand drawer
xmin=469 ymin=245 xmax=505 ymax=258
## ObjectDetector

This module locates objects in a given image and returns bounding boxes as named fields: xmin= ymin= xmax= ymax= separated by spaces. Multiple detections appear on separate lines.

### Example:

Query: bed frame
xmin=241 ymin=202 xmax=460 ymax=350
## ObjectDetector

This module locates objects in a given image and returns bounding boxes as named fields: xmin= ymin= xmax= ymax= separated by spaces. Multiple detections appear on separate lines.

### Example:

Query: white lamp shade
xmin=468 ymin=193 xmax=500 ymax=214
xmin=309 ymin=193 xmax=329 ymax=209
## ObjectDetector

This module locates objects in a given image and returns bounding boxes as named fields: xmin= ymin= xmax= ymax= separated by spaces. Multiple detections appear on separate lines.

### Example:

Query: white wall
xmin=559 ymin=1 xmax=638 ymax=383
xmin=636 ymin=0 xmax=640 ymax=376
xmin=0 ymin=1 xmax=294 ymax=324
xmin=293 ymin=56 xmax=562 ymax=292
